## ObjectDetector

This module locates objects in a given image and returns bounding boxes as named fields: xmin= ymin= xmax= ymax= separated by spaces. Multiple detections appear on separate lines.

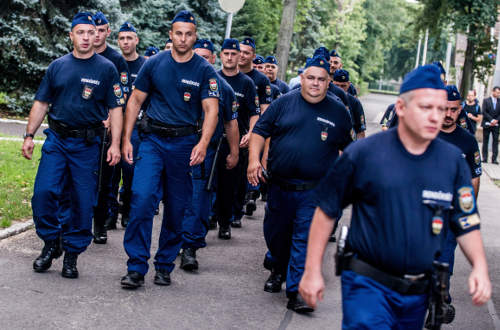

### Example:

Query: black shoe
xmin=121 ymin=214 xmax=129 ymax=228
xmin=180 ymin=248 xmax=199 ymax=271
xmin=104 ymin=215 xmax=117 ymax=230
xmin=264 ymin=271 xmax=284 ymax=293
xmin=154 ymin=269 xmax=171 ymax=286
xmin=33 ymin=240 xmax=62 ymax=272
xmin=287 ymin=295 xmax=314 ymax=313
xmin=93 ymin=222 xmax=107 ymax=244
xmin=218 ymin=226 xmax=231 ymax=240
xmin=245 ymin=200 xmax=256 ymax=216
xmin=493 ymin=160 xmax=499 ymax=164
xmin=208 ymin=216 xmax=218 ymax=230
xmin=121 ymin=271 xmax=144 ymax=289
xmin=231 ymin=218 xmax=242 ymax=228
xmin=61 ymin=252 xmax=79 ymax=279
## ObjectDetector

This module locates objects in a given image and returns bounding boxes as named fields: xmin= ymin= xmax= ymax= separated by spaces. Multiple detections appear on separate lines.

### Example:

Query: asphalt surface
xmin=0 ymin=93 xmax=499 ymax=329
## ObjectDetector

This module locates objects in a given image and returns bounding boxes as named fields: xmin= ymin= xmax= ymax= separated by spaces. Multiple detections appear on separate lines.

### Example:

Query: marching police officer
xmin=215 ymin=38 xmax=259 ymax=238
xmin=164 ymin=38 xmax=173 ymax=51
xmin=180 ymin=39 xmax=240 ymax=270
xmin=144 ymin=46 xmax=159 ymax=58
xmin=253 ymin=54 xmax=265 ymax=71
xmin=22 ymin=12 xmax=123 ymax=278
xmin=117 ymin=21 xmax=147 ymax=228
xmin=329 ymin=49 xmax=357 ymax=97
xmin=120 ymin=10 xmax=220 ymax=289
xmin=248 ymin=55 xmax=353 ymax=312
xmin=264 ymin=55 xmax=290 ymax=95
xmin=300 ymin=65 xmax=491 ymax=327
xmin=92 ymin=11 xmax=131 ymax=241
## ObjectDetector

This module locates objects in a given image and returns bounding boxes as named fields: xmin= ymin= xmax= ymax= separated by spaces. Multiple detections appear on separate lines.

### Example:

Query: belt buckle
xmin=403 ymin=273 xmax=426 ymax=282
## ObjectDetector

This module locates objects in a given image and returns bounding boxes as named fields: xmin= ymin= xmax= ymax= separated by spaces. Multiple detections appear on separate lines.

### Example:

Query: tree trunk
xmin=460 ymin=36 xmax=475 ymax=97
xmin=276 ymin=0 xmax=298 ymax=81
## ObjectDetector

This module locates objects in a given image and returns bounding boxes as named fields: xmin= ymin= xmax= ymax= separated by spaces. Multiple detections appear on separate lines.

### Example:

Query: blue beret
xmin=241 ymin=37 xmax=256 ymax=49
xmin=172 ymin=10 xmax=196 ymax=26
xmin=119 ymin=21 xmax=136 ymax=33
xmin=145 ymin=46 xmax=160 ymax=57
xmin=399 ymin=65 xmax=446 ymax=95
xmin=253 ymin=55 xmax=264 ymax=65
xmin=333 ymin=69 xmax=350 ymax=82
xmin=298 ymin=68 xmax=304 ymax=74
xmin=432 ymin=61 xmax=446 ymax=75
xmin=165 ymin=39 xmax=172 ymax=44
xmin=446 ymin=85 xmax=461 ymax=101
xmin=92 ymin=12 xmax=109 ymax=26
xmin=221 ymin=38 xmax=240 ymax=51
xmin=71 ymin=12 xmax=95 ymax=29
xmin=305 ymin=56 xmax=330 ymax=73
xmin=330 ymin=49 xmax=341 ymax=58
xmin=314 ymin=47 xmax=330 ymax=62
xmin=193 ymin=39 xmax=214 ymax=52
xmin=264 ymin=56 xmax=278 ymax=65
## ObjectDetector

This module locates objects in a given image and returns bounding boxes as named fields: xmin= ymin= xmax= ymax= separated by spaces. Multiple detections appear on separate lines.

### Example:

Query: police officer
xmin=253 ymin=54 xmax=265 ymax=71
xmin=299 ymin=65 xmax=491 ymax=327
xmin=117 ymin=21 xmax=147 ymax=228
xmin=180 ymin=39 xmax=240 ymax=270
xmin=264 ymin=56 xmax=290 ymax=95
xmin=164 ymin=39 xmax=173 ymax=51
xmin=437 ymin=85 xmax=482 ymax=309
xmin=329 ymin=49 xmax=357 ymax=97
xmin=22 ymin=12 xmax=123 ymax=278
xmin=144 ymin=46 xmax=159 ymax=58
xmin=248 ymin=56 xmax=353 ymax=312
xmin=120 ymin=10 xmax=219 ymax=288
xmin=380 ymin=103 xmax=396 ymax=130
xmin=215 ymin=38 xmax=259 ymax=238
xmin=333 ymin=69 xmax=366 ymax=139
xmin=92 ymin=11 xmax=131 ymax=241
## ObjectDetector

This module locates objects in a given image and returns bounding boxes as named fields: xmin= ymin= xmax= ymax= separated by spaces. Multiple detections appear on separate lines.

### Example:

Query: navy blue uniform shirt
xmin=246 ymin=69 xmax=273 ymax=105
xmin=347 ymin=83 xmax=357 ymax=97
xmin=218 ymin=70 xmax=259 ymax=136
xmin=347 ymin=93 xmax=366 ymax=133
xmin=100 ymin=46 xmax=131 ymax=95
xmin=126 ymin=56 xmax=147 ymax=85
xmin=316 ymin=128 xmax=480 ymax=275
xmin=253 ymin=89 xmax=353 ymax=182
xmin=439 ymin=126 xmax=482 ymax=178
xmin=35 ymin=53 xmax=123 ymax=128
xmin=134 ymin=51 xmax=219 ymax=126
xmin=270 ymin=84 xmax=281 ymax=101
xmin=292 ymin=82 xmax=349 ymax=108
xmin=210 ymin=73 xmax=238 ymax=144
xmin=272 ymin=78 xmax=290 ymax=95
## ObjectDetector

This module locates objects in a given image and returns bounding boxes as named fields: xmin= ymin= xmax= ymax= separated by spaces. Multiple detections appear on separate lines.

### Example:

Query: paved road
xmin=0 ymin=94 xmax=499 ymax=329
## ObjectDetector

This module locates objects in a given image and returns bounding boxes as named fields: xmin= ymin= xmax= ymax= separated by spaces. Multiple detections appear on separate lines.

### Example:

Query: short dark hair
xmin=493 ymin=86 xmax=500 ymax=92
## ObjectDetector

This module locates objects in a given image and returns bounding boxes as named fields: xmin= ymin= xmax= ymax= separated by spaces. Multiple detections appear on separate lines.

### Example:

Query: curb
xmin=0 ymin=118 xmax=48 ymax=127
xmin=0 ymin=220 xmax=34 ymax=240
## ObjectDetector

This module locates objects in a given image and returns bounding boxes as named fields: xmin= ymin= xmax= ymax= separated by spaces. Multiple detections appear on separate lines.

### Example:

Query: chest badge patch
xmin=474 ymin=151 xmax=481 ymax=165
xmin=431 ymin=215 xmax=443 ymax=235
xmin=255 ymin=95 xmax=260 ymax=107
xmin=113 ymin=84 xmax=122 ymax=98
xmin=458 ymin=186 xmax=475 ymax=213
xmin=82 ymin=85 xmax=93 ymax=100
xmin=120 ymin=72 xmax=128 ymax=85
xmin=184 ymin=91 xmax=191 ymax=102
xmin=232 ymin=101 xmax=239 ymax=113
xmin=266 ymin=85 xmax=271 ymax=96
xmin=321 ymin=127 xmax=328 ymax=141
xmin=209 ymin=78 xmax=218 ymax=92
xmin=460 ymin=118 xmax=467 ymax=128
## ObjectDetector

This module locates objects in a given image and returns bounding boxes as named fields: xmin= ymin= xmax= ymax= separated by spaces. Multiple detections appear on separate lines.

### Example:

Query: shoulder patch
xmin=255 ymin=95 xmax=260 ymax=107
xmin=209 ymin=78 xmax=218 ymax=92
xmin=120 ymin=72 xmax=128 ymax=85
xmin=458 ymin=186 xmax=475 ymax=213
xmin=266 ymin=85 xmax=271 ymax=96
xmin=458 ymin=213 xmax=480 ymax=229
xmin=113 ymin=84 xmax=122 ymax=98
xmin=474 ymin=151 xmax=481 ymax=165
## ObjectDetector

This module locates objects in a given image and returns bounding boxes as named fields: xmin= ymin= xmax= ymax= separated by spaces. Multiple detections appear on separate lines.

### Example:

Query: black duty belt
xmin=346 ymin=257 xmax=429 ymax=295
xmin=48 ymin=117 xmax=104 ymax=139
xmin=271 ymin=176 xmax=319 ymax=192
xmin=147 ymin=117 xmax=198 ymax=138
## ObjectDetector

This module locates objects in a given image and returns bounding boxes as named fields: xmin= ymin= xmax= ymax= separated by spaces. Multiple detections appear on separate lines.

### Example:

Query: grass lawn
xmin=0 ymin=139 xmax=41 ymax=228
xmin=495 ymin=180 xmax=500 ymax=189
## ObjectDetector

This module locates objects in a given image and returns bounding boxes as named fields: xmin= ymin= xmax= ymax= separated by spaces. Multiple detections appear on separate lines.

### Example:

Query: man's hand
xmin=190 ymin=142 xmax=207 ymax=166
xmin=469 ymin=266 xmax=491 ymax=306
xmin=121 ymin=139 xmax=134 ymax=165
xmin=102 ymin=116 xmax=111 ymax=129
xmin=22 ymin=138 xmax=35 ymax=160
xmin=239 ymin=133 xmax=250 ymax=148
xmin=491 ymin=119 xmax=498 ymax=126
xmin=107 ymin=143 xmax=121 ymax=166
xmin=299 ymin=270 xmax=325 ymax=309
xmin=226 ymin=152 xmax=238 ymax=169
xmin=247 ymin=159 xmax=264 ymax=186
xmin=467 ymin=113 xmax=473 ymax=119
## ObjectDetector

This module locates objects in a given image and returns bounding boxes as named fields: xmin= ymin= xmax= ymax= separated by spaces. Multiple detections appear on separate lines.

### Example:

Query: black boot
xmin=121 ymin=271 xmax=144 ymax=289
xmin=218 ymin=226 xmax=231 ymax=240
xmin=264 ymin=270 xmax=284 ymax=293
xmin=208 ymin=216 xmax=217 ymax=230
xmin=121 ymin=214 xmax=129 ymax=228
xmin=61 ymin=252 xmax=79 ymax=279
xmin=154 ymin=269 xmax=171 ymax=286
xmin=104 ymin=214 xmax=118 ymax=230
xmin=33 ymin=240 xmax=62 ymax=272
xmin=231 ymin=218 xmax=242 ymax=228
xmin=180 ymin=247 xmax=199 ymax=271
xmin=93 ymin=220 xmax=107 ymax=244
xmin=245 ymin=200 xmax=256 ymax=216
xmin=287 ymin=294 xmax=314 ymax=313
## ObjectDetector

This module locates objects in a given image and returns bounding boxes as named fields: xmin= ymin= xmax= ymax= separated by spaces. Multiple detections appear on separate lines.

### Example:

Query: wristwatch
xmin=23 ymin=132 xmax=35 ymax=139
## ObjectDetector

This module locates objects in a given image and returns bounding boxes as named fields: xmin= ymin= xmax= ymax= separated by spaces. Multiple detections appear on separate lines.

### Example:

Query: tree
xmin=276 ymin=0 xmax=298 ymax=80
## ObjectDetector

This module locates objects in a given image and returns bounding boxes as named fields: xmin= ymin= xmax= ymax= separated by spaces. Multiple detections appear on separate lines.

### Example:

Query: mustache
xmin=444 ymin=117 xmax=454 ymax=121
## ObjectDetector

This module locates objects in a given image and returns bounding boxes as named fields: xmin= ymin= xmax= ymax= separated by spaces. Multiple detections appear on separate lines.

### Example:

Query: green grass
xmin=0 ymin=132 xmax=45 ymax=141
xmin=494 ymin=180 xmax=500 ymax=189
xmin=0 ymin=139 xmax=41 ymax=228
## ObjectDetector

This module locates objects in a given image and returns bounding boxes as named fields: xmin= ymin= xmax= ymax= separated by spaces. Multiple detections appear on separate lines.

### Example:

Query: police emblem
xmin=458 ymin=186 xmax=474 ymax=213
xmin=88 ymin=16 xmax=92 ymax=21
xmin=232 ymin=101 xmax=239 ymax=113
xmin=113 ymin=84 xmax=122 ymax=98
xmin=204 ymin=43 xmax=208 ymax=48
xmin=209 ymin=78 xmax=218 ymax=92
xmin=474 ymin=151 xmax=481 ymax=165
xmin=184 ymin=91 xmax=191 ymax=102
xmin=82 ymin=85 xmax=93 ymax=100
xmin=460 ymin=118 xmax=467 ymax=128
xmin=120 ymin=72 xmax=128 ymax=85
xmin=431 ymin=216 xmax=443 ymax=235
xmin=321 ymin=127 xmax=328 ymax=141
xmin=255 ymin=96 xmax=259 ymax=107
xmin=233 ymin=44 xmax=236 ymax=48
xmin=266 ymin=85 xmax=271 ymax=96
xmin=458 ymin=213 xmax=480 ymax=230
xmin=320 ymin=60 xmax=324 ymax=65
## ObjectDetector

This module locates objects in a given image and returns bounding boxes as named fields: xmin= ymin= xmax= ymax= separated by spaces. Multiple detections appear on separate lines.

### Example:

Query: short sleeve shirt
xmin=439 ymin=126 xmax=482 ymax=178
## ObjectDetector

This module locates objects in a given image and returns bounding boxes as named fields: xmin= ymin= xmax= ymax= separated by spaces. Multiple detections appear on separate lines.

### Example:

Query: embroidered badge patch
xmin=321 ymin=130 xmax=328 ymax=141
xmin=209 ymin=78 xmax=218 ymax=92
xmin=120 ymin=72 xmax=128 ymax=85
xmin=474 ymin=151 xmax=481 ymax=165
xmin=458 ymin=186 xmax=475 ymax=213
xmin=255 ymin=96 xmax=260 ymax=107
xmin=232 ymin=101 xmax=239 ymax=113
xmin=82 ymin=85 xmax=93 ymax=100
xmin=266 ymin=85 xmax=271 ymax=96
xmin=458 ymin=213 xmax=480 ymax=229
xmin=460 ymin=118 xmax=467 ymax=128
xmin=432 ymin=216 xmax=443 ymax=235
xmin=184 ymin=91 xmax=191 ymax=102
xmin=113 ymin=84 xmax=122 ymax=98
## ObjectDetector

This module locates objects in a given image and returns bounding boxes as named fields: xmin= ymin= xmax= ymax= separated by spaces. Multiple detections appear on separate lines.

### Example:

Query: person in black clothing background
xmin=481 ymin=86 xmax=500 ymax=164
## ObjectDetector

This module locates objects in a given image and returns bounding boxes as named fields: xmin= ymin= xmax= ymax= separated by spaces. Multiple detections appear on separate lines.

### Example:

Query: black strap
xmin=147 ymin=117 xmax=198 ymax=137
xmin=271 ymin=176 xmax=318 ymax=192
xmin=48 ymin=117 xmax=103 ymax=139
xmin=345 ymin=257 xmax=429 ymax=295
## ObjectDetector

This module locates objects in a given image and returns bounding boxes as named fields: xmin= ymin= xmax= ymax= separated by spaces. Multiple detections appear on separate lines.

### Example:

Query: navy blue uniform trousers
xmin=123 ymin=133 xmax=196 ymax=275
xmin=263 ymin=183 xmax=316 ymax=297
xmin=32 ymin=129 xmax=99 ymax=253
xmin=120 ymin=126 xmax=141 ymax=216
